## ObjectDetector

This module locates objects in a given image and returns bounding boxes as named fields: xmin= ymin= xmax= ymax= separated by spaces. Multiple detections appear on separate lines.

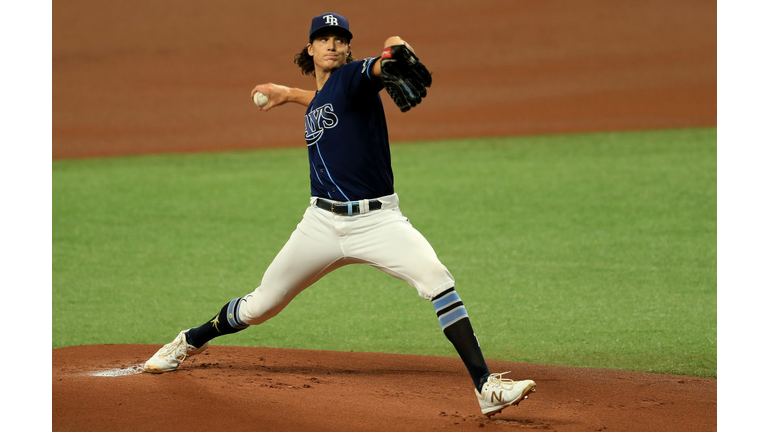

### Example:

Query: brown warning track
xmin=53 ymin=345 xmax=715 ymax=431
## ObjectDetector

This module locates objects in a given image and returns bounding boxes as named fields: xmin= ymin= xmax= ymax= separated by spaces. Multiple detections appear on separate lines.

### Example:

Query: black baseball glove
xmin=380 ymin=45 xmax=433 ymax=112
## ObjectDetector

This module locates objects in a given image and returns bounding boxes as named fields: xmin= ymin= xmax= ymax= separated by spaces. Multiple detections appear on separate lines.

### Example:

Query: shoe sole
xmin=483 ymin=382 xmax=537 ymax=417
xmin=142 ymin=366 xmax=174 ymax=374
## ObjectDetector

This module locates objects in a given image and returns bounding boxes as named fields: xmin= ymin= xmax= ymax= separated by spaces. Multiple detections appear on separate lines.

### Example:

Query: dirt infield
xmin=52 ymin=0 xmax=716 ymax=430
xmin=53 ymin=345 xmax=716 ymax=431
xmin=52 ymin=0 xmax=715 ymax=159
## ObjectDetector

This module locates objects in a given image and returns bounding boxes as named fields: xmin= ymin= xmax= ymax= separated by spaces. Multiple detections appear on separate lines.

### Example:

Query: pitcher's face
xmin=308 ymin=31 xmax=351 ymax=73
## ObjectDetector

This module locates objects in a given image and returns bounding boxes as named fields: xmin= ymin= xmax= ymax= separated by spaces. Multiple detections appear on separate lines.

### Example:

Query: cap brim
xmin=310 ymin=27 xmax=353 ymax=41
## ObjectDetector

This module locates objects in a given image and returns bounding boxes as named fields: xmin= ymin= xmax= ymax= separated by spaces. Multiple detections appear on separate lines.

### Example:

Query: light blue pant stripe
xmin=438 ymin=306 xmax=468 ymax=330
xmin=226 ymin=298 xmax=248 ymax=329
xmin=433 ymin=292 xmax=461 ymax=311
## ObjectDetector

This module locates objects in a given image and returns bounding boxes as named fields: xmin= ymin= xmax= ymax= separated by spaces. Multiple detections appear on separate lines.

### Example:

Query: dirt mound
xmin=53 ymin=345 xmax=715 ymax=431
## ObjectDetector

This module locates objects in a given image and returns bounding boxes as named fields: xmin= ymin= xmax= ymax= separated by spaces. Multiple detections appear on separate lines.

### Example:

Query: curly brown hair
xmin=294 ymin=46 xmax=356 ymax=77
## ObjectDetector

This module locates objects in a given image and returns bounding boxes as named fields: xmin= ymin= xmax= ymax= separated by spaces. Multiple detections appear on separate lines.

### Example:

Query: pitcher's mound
xmin=53 ymin=345 xmax=715 ymax=431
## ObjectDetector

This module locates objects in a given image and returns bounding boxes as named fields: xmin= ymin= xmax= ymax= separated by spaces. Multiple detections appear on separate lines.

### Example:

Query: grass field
xmin=52 ymin=127 xmax=716 ymax=378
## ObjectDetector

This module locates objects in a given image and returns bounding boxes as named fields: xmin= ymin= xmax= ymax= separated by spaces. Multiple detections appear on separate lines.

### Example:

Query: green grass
xmin=53 ymin=128 xmax=716 ymax=378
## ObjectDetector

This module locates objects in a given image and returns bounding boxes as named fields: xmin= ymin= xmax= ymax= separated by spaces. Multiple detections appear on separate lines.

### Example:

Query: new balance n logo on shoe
xmin=491 ymin=391 xmax=503 ymax=403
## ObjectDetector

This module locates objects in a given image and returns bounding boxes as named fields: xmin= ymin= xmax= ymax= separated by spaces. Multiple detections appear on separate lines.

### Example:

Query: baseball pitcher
xmin=143 ymin=12 xmax=536 ymax=416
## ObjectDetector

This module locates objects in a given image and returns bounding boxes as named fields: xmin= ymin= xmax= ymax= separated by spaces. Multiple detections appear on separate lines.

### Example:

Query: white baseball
xmin=253 ymin=92 xmax=269 ymax=108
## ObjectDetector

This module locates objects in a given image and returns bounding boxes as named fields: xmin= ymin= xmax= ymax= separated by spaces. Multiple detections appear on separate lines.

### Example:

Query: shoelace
xmin=487 ymin=371 xmax=516 ymax=389
xmin=158 ymin=337 xmax=187 ymax=361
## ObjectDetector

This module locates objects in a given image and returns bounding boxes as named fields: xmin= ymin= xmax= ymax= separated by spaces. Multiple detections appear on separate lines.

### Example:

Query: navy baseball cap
xmin=309 ymin=12 xmax=353 ymax=41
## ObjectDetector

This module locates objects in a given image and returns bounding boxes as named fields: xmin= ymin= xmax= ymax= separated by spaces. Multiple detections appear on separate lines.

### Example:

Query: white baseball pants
xmin=237 ymin=193 xmax=455 ymax=325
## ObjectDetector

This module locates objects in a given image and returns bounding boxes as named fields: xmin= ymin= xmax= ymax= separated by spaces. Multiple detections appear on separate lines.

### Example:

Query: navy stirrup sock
xmin=433 ymin=288 xmax=490 ymax=392
xmin=185 ymin=298 xmax=248 ymax=348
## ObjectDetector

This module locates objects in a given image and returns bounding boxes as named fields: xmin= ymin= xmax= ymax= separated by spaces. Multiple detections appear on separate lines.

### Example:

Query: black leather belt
xmin=316 ymin=198 xmax=382 ymax=215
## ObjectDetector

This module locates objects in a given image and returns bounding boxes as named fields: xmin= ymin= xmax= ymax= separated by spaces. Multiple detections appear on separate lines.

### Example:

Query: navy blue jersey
xmin=304 ymin=57 xmax=393 ymax=201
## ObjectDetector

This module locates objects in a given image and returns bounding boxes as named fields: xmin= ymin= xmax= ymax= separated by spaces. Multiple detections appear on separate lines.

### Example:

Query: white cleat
xmin=475 ymin=372 xmax=537 ymax=416
xmin=143 ymin=330 xmax=209 ymax=374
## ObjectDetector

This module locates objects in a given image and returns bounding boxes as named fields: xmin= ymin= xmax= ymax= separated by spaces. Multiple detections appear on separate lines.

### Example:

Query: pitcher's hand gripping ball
xmin=380 ymin=45 xmax=432 ymax=112
xmin=253 ymin=91 xmax=269 ymax=108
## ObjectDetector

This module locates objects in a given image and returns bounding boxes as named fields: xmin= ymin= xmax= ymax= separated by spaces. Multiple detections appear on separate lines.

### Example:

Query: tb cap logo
xmin=323 ymin=14 xmax=339 ymax=25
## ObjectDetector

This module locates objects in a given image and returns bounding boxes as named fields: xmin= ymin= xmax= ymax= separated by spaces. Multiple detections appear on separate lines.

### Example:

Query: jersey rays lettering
xmin=305 ymin=103 xmax=339 ymax=145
